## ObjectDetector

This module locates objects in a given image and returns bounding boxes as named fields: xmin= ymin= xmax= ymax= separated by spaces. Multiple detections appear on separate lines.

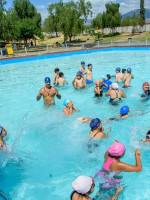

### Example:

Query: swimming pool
xmin=0 ymin=48 xmax=150 ymax=200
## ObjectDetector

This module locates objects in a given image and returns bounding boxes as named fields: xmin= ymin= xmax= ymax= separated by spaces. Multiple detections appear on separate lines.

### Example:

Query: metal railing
xmin=0 ymin=38 xmax=150 ymax=60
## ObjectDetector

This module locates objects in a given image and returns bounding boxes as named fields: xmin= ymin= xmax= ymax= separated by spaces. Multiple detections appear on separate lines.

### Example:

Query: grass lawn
xmin=37 ymin=32 xmax=150 ymax=46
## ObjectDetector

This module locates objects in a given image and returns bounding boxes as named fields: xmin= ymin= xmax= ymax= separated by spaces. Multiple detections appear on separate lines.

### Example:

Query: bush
xmin=103 ymin=32 xmax=120 ymax=37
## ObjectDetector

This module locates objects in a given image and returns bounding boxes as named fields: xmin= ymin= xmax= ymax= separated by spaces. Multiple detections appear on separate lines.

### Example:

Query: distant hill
xmin=122 ymin=8 xmax=150 ymax=22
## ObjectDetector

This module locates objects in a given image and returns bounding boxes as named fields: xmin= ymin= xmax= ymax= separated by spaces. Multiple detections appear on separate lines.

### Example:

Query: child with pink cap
xmin=95 ymin=140 xmax=142 ymax=191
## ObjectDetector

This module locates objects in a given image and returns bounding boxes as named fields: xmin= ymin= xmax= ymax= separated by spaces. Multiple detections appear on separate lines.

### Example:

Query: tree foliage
xmin=0 ymin=0 xmax=7 ymax=40
xmin=44 ymin=0 xmax=92 ymax=42
xmin=91 ymin=13 xmax=102 ymax=29
xmin=101 ymin=3 xmax=121 ymax=31
xmin=139 ymin=0 xmax=145 ymax=26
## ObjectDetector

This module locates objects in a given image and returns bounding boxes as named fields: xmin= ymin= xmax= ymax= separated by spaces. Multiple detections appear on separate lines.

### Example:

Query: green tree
xmin=121 ymin=16 xmax=131 ymax=26
xmin=0 ymin=0 xmax=7 ymax=40
xmin=91 ymin=13 xmax=102 ymax=29
xmin=101 ymin=3 xmax=121 ymax=32
xmin=131 ymin=12 xmax=139 ymax=34
xmin=13 ymin=0 xmax=42 ymax=45
xmin=139 ymin=0 xmax=145 ymax=26
xmin=44 ymin=0 xmax=92 ymax=42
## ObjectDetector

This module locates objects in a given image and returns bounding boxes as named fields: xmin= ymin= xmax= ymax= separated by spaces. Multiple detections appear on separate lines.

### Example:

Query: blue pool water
xmin=0 ymin=48 xmax=150 ymax=199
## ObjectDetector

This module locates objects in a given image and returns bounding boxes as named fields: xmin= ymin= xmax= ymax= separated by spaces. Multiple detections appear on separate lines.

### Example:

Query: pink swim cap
xmin=95 ymin=80 xmax=100 ymax=85
xmin=108 ymin=142 xmax=125 ymax=157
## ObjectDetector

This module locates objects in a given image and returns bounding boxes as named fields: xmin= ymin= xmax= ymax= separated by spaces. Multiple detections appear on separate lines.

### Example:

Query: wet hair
xmin=146 ymin=130 xmax=150 ymax=135
xmin=59 ymin=72 xmax=64 ymax=77
xmin=106 ymin=74 xmax=111 ymax=80
xmin=122 ymin=69 xmax=126 ymax=73
xmin=54 ymin=68 xmax=59 ymax=73
xmin=88 ymin=64 xmax=92 ymax=68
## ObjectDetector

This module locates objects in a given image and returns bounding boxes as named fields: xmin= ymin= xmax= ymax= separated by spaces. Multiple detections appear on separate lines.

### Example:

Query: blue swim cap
xmin=81 ymin=61 xmax=85 ymax=65
xmin=120 ymin=106 xmax=129 ymax=115
xmin=127 ymin=68 xmax=131 ymax=73
xmin=0 ymin=126 xmax=3 ymax=136
xmin=63 ymin=98 xmax=71 ymax=106
xmin=90 ymin=118 xmax=101 ymax=129
xmin=45 ymin=77 xmax=51 ymax=83
xmin=116 ymin=67 xmax=121 ymax=72
xmin=78 ymin=71 xmax=83 ymax=75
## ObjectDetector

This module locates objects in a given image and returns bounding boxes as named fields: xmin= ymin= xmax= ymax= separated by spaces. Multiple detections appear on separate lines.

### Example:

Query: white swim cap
xmin=102 ymin=75 xmax=107 ymax=80
xmin=72 ymin=176 xmax=93 ymax=194
xmin=111 ymin=83 xmax=119 ymax=89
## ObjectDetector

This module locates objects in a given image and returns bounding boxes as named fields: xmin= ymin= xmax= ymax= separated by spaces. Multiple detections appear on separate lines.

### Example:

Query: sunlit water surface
xmin=0 ymin=49 xmax=150 ymax=200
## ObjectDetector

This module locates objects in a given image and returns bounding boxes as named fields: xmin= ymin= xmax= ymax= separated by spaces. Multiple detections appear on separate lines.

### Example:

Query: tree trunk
xmin=69 ymin=34 xmax=72 ymax=42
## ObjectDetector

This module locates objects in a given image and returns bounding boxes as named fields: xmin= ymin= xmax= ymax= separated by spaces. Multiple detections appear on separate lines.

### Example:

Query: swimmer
xmin=109 ymin=105 xmax=150 ymax=121
xmin=63 ymin=99 xmax=80 ymax=116
xmin=102 ymin=141 xmax=142 ymax=172
xmin=94 ymin=80 xmax=103 ymax=97
xmin=79 ymin=61 xmax=85 ymax=73
xmin=83 ymin=64 xmax=93 ymax=84
xmin=141 ymin=130 xmax=150 ymax=143
xmin=115 ymin=67 xmax=122 ymax=82
xmin=105 ymin=83 xmax=126 ymax=105
xmin=121 ymin=68 xmax=126 ymax=81
xmin=77 ymin=117 xmax=111 ymax=139
xmin=72 ymin=72 xmax=82 ymax=87
xmin=95 ymin=141 xmax=142 ymax=193
xmin=141 ymin=82 xmax=150 ymax=99
xmin=0 ymin=126 xmax=7 ymax=151
xmin=89 ymin=118 xmax=111 ymax=139
xmin=123 ymin=68 xmax=134 ymax=88
xmin=53 ymin=68 xmax=60 ymax=85
xmin=74 ymin=73 xmax=86 ymax=89
xmin=71 ymin=176 xmax=122 ymax=200
xmin=37 ymin=77 xmax=61 ymax=106
xmin=55 ymin=72 xmax=68 ymax=86
xmin=102 ymin=74 xmax=112 ymax=92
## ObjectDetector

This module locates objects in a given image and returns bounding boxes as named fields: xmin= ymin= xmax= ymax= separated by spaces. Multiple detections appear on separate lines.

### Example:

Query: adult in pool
xmin=141 ymin=82 xmax=150 ymax=100
xmin=36 ymin=77 xmax=61 ymax=107
xmin=0 ymin=126 xmax=7 ymax=151
xmin=71 ymin=175 xmax=122 ymax=200
xmin=105 ymin=83 xmax=126 ymax=105
xmin=63 ymin=99 xmax=80 ymax=116
xmin=79 ymin=61 xmax=86 ymax=73
xmin=83 ymin=64 xmax=93 ymax=84
xmin=122 ymin=68 xmax=134 ymax=88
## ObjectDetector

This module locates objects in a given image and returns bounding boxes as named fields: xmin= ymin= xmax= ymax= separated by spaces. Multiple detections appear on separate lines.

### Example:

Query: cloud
xmin=36 ymin=5 xmax=46 ymax=9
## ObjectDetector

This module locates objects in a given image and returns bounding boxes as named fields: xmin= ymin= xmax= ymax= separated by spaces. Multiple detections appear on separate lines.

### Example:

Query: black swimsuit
xmin=109 ymin=90 xmax=121 ymax=104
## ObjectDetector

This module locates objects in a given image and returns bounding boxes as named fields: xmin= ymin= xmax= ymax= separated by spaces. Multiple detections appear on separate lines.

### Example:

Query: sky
xmin=5 ymin=0 xmax=150 ymax=20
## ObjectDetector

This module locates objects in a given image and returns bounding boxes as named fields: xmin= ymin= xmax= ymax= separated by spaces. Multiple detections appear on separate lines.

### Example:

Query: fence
xmin=0 ymin=38 xmax=150 ymax=60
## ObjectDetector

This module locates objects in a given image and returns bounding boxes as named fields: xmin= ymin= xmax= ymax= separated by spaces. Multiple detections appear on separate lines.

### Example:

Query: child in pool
xmin=55 ymin=72 xmax=68 ymax=86
xmin=63 ymin=99 xmax=80 ymax=116
xmin=0 ymin=126 xmax=7 ymax=152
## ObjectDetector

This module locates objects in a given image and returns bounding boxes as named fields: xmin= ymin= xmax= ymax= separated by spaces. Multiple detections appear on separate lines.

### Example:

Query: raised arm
xmin=114 ymin=149 xmax=142 ymax=172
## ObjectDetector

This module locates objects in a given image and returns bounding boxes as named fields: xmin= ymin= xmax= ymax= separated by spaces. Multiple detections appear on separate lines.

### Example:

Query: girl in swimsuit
xmin=95 ymin=140 xmax=142 ymax=194
xmin=63 ymin=99 xmax=80 ymax=116
xmin=0 ymin=126 xmax=7 ymax=152
xmin=105 ymin=83 xmax=126 ymax=105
